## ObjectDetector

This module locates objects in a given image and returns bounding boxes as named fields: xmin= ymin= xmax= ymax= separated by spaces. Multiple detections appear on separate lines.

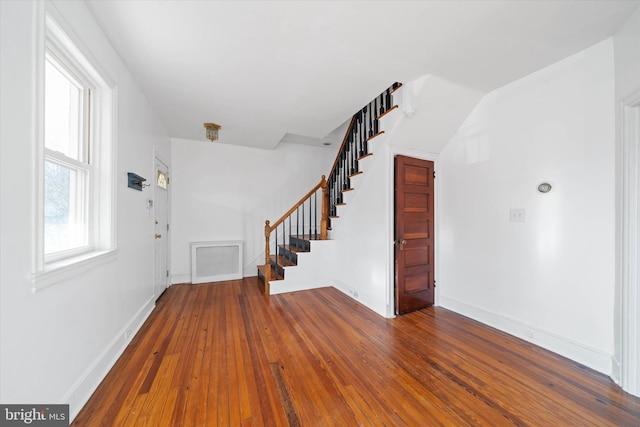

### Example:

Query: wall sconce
xmin=204 ymin=122 xmax=221 ymax=142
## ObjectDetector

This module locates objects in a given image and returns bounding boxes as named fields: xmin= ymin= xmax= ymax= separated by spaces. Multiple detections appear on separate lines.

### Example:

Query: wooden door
xmin=395 ymin=155 xmax=434 ymax=314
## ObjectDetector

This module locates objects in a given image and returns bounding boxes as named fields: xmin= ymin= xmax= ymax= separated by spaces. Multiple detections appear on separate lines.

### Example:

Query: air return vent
xmin=190 ymin=241 xmax=243 ymax=284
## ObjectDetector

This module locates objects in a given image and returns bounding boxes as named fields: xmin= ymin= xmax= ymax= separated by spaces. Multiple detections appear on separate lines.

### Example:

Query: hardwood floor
xmin=73 ymin=278 xmax=640 ymax=426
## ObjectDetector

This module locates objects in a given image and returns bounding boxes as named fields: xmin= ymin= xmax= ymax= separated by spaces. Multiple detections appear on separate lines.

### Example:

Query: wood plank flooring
xmin=73 ymin=278 xmax=640 ymax=426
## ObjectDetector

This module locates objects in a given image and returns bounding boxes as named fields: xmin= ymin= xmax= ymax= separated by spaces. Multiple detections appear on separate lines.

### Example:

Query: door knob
xmin=394 ymin=239 xmax=407 ymax=250
xmin=155 ymin=234 xmax=162 ymax=239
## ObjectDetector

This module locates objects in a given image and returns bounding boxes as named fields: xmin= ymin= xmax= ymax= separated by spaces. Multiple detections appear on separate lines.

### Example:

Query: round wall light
xmin=537 ymin=182 xmax=552 ymax=193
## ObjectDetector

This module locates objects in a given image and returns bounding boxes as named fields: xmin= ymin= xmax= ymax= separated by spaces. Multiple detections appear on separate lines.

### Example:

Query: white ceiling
xmin=85 ymin=0 xmax=639 ymax=149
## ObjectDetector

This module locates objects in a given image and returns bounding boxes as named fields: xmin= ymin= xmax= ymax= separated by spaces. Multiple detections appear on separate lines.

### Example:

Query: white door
xmin=154 ymin=158 xmax=169 ymax=299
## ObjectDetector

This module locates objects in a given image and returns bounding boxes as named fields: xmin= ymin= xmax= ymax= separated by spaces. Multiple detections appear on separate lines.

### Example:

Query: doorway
xmin=154 ymin=158 xmax=169 ymax=300
xmin=394 ymin=155 xmax=435 ymax=314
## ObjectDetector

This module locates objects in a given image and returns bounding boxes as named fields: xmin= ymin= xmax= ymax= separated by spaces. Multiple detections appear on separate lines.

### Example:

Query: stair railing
xmin=261 ymin=82 xmax=401 ymax=293
xmin=327 ymin=82 xmax=401 ymax=221
xmin=263 ymin=175 xmax=328 ymax=291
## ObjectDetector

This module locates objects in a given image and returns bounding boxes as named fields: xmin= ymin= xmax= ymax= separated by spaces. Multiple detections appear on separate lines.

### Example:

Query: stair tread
xmin=257 ymin=264 xmax=283 ymax=281
xmin=271 ymin=254 xmax=297 ymax=267
xmin=366 ymin=130 xmax=384 ymax=141
xmin=279 ymin=244 xmax=310 ymax=253
xmin=289 ymin=234 xmax=321 ymax=241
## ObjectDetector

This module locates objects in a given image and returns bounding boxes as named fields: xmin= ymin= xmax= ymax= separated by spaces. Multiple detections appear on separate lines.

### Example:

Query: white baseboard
xmin=331 ymin=280 xmax=389 ymax=318
xmin=171 ymin=274 xmax=191 ymax=284
xmin=439 ymin=295 xmax=613 ymax=375
xmin=611 ymin=356 xmax=622 ymax=385
xmin=63 ymin=297 xmax=156 ymax=422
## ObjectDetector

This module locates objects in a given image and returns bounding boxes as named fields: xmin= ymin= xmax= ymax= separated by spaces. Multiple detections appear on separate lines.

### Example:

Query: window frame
xmin=43 ymin=47 xmax=94 ymax=261
xmin=31 ymin=7 xmax=117 ymax=291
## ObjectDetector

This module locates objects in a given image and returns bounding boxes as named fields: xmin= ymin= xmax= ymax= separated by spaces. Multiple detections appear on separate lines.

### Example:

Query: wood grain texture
xmin=73 ymin=278 xmax=640 ymax=426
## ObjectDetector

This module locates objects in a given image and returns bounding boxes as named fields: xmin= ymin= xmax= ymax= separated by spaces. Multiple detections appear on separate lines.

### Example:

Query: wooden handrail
xmin=328 ymin=115 xmax=357 ymax=182
xmin=266 ymin=175 xmax=327 ymax=234
xmin=261 ymin=82 xmax=402 ymax=293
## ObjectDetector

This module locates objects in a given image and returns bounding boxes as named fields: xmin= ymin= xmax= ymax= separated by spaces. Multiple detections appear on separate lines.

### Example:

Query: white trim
xmin=618 ymin=89 xmax=640 ymax=396
xmin=439 ymin=295 xmax=614 ymax=375
xmin=31 ymin=0 xmax=46 ymax=275
xmin=32 ymin=7 xmax=117 ymax=287
xmin=30 ymin=249 xmax=117 ymax=292
xmin=153 ymin=154 xmax=170 ymax=298
xmin=63 ymin=297 xmax=155 ymax=422
xmin=171 ymin=274 xmax=191 ymax=285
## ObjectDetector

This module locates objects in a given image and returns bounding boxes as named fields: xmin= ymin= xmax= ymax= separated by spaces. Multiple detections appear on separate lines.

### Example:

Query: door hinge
xmin=167 ymin=223 xmax=170 ymax=231
xmin=433 ymin=171 xmax=436 ymax=179
xmin=166 ymin=270 xmax=169 ymax=277
xmin=434 ymin=280 xmax=436 ymax=288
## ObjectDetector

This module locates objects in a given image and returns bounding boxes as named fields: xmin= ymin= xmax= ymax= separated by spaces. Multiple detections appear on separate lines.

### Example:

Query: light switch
xmin=509 ymin=208 xmax=526 ymax=223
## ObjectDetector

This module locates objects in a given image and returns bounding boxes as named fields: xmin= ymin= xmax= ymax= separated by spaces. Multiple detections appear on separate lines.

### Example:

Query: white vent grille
xmin=190 ymin=241 xmax=243 ymax=284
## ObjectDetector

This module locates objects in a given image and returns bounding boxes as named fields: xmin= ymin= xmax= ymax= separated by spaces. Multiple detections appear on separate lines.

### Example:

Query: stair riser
xmin=289 ymin=236 xmax=311 ymax=251
xmin=269 ymin=259 xmax=285 ymax=277
xmin=278 ymin=248 xmax=298 ymax=264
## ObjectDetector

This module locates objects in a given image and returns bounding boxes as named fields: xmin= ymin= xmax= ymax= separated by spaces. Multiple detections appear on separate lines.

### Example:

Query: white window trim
xmin=31 ymin=5 xmax=117 ymax=292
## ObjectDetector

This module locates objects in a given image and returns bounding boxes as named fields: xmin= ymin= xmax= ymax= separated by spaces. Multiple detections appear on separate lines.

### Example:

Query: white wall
xmin=0 ymin=0 xmax=170 ymax=419
xmin=170 ymin=139 xmax=336 ymax=282
xmin=330 ymin=137 xmax=394 ymax=317
xmin=437 ymin=39 xmax=616 ymax=374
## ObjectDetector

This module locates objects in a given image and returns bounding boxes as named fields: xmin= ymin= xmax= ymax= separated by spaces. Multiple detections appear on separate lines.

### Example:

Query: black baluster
xmin=368 ymin=101 xmax=373 ymax=136
xmin=386 ymin=88 xmax=391 ymax=113
xmin=351 ymin=130 xmax=356 ymax=174
xmin=296 ymin=206 xmax=300 ymax=252
xmin=281 ymin=222 xmax=285 ymax=275
xmin=309 ymin=197 xmax=313 ymax=239
xmin=288 ymin=215 xmax=292 ymax=266
xmin=274 ymin=228 xmax=278 ymax=279
xmin=357 ymin=112 xmax=363 ymax=158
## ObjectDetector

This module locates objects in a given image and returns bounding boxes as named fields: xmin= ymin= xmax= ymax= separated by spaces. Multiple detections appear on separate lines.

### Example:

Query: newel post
xmin=320 ymin=175 xmax=329 ymax=240
xmin=264 ymin=220 xmax=271 ymax=289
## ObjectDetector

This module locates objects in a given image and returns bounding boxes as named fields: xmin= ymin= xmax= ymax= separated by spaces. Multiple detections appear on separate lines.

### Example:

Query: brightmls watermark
xmin=0 ymin=405 xmax=68 ymax=426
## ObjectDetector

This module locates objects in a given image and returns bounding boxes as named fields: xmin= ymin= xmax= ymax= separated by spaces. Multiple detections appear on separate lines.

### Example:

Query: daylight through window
xmin=33 ymin=12 xmax=115 ymax=285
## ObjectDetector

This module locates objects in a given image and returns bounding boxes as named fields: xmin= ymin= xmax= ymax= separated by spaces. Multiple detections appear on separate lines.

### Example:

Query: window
xmin=44 ymin=50 xmax=91 ymax=257
xmin=32 ymin=12 xmax=116 ymax=289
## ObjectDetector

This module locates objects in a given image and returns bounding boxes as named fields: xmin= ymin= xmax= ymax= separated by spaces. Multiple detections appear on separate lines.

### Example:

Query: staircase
xmin=257 ymin=82 xmax=402 ymax=294
xmin=257 ymin=234 xmax=312 ymax=291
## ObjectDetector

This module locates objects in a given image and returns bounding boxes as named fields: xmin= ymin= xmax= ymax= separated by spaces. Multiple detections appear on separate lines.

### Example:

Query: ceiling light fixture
xmin=204 ymin=122 xmax=221 ymax=142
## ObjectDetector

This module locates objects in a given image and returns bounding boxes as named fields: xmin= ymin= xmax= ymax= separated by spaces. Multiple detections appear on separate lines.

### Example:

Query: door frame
xmin=616 ymin=90 xmax=640 ymax=396
xmin=153 ymin=152 xmax=171 ymax=299
xmin=386 ymin=146 xmax=439 ymax=317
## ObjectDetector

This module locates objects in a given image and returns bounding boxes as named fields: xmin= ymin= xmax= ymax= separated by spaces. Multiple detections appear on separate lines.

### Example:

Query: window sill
xmin=30 ymin=249 xmax=118 ymax=292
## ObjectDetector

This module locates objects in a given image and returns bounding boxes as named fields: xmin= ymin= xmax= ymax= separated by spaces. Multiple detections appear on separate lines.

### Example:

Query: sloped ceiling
xmin=85 ymin=0 xmax=638 ymax=149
